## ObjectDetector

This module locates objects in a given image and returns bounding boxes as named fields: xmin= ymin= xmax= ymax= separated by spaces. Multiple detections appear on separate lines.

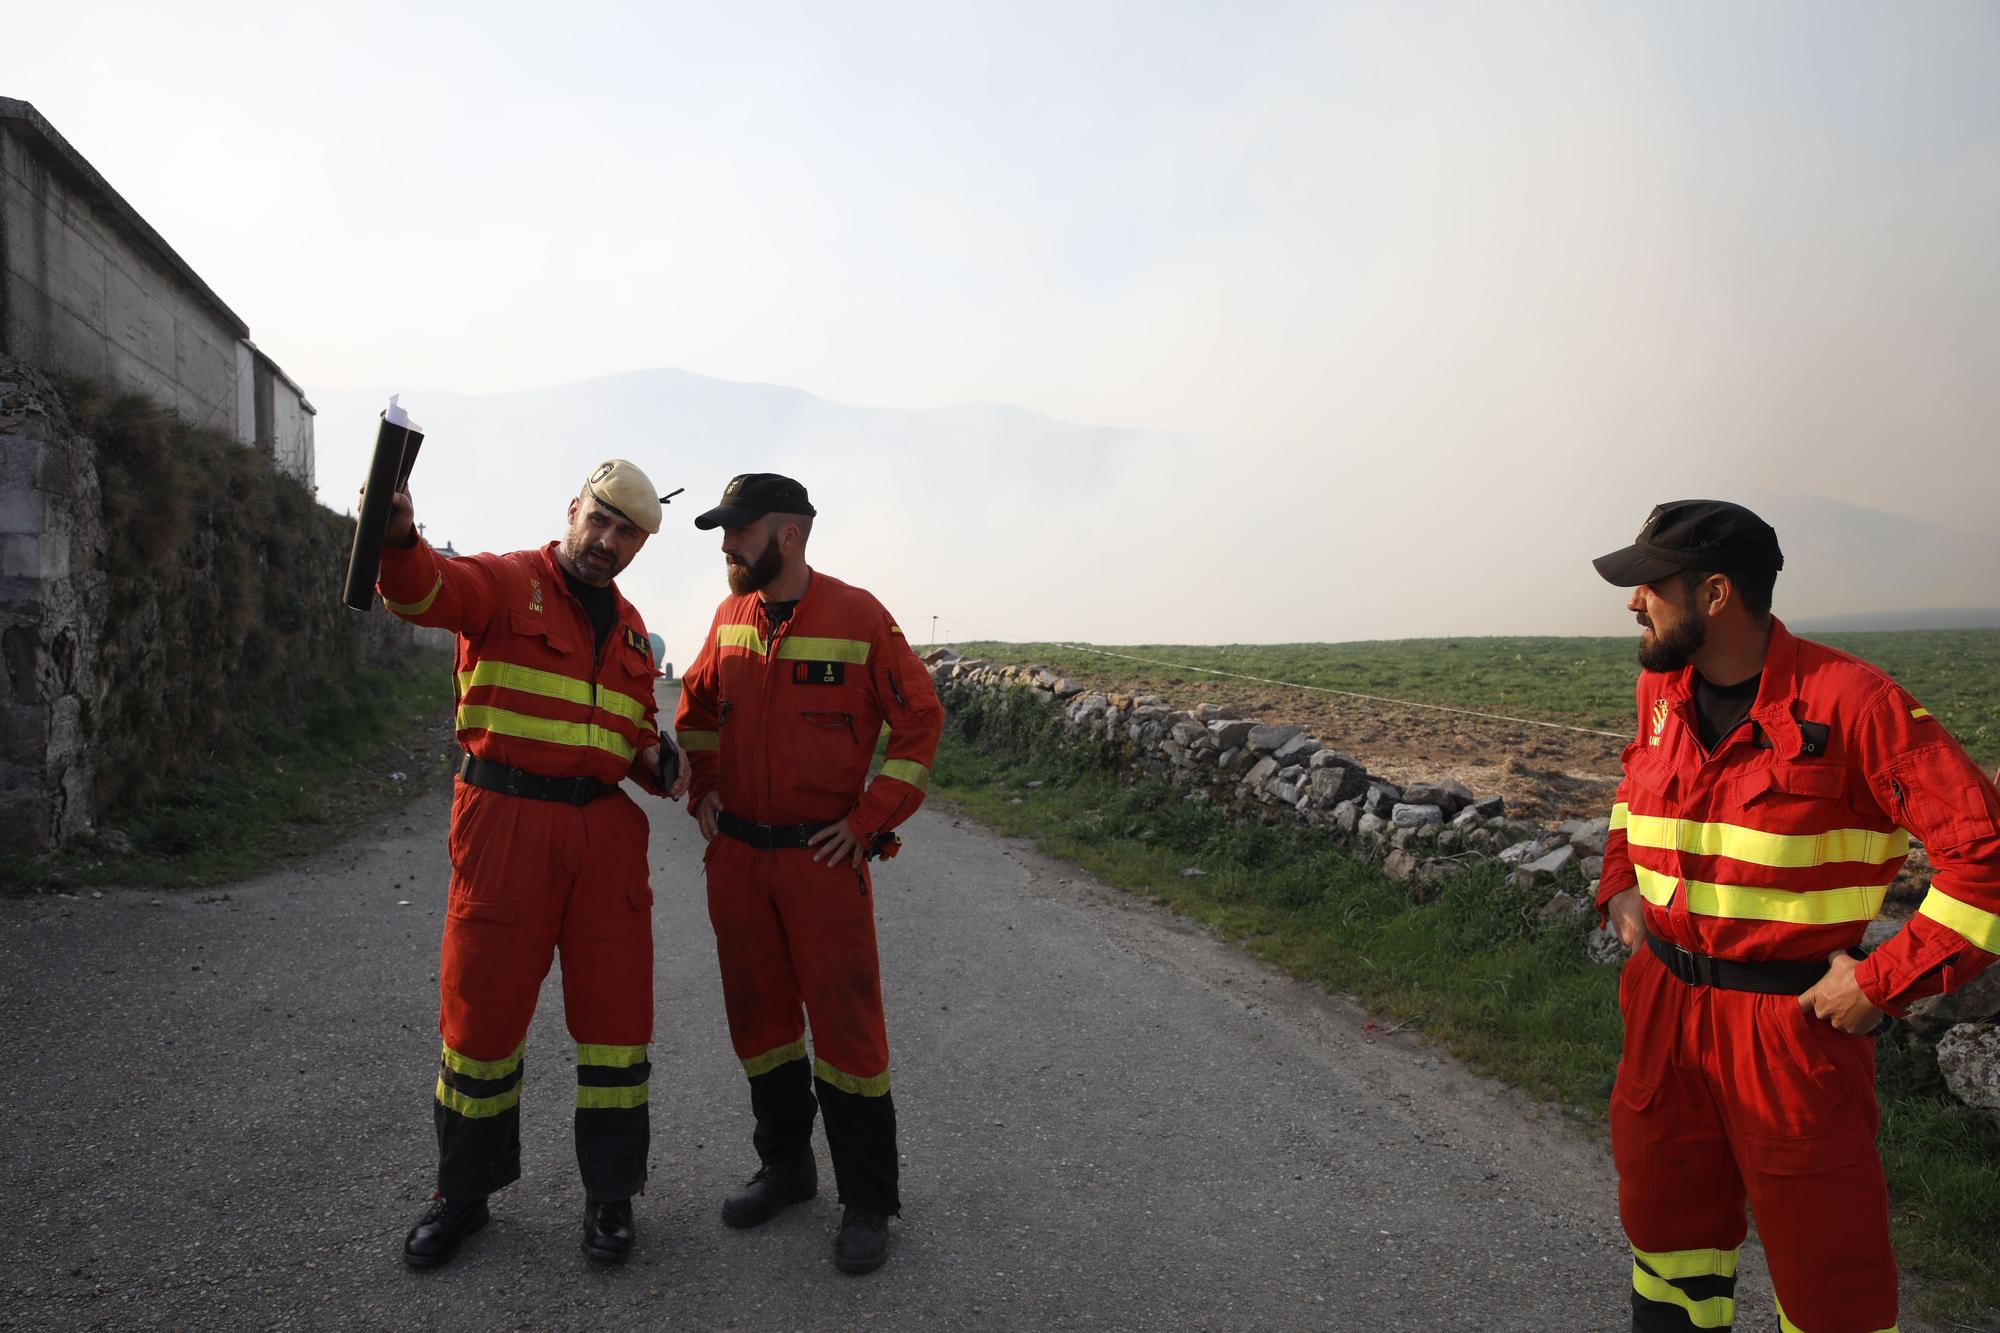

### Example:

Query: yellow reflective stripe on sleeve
xmin=576 ymin=1043 xmax=647 ymax=1068
xmin=878 ymin=758 xmax=931 ymax=792
xmin=1775 ymin=1296 xmax=1896 ymax=1333
xmin=436 ymin=1076 xmax=523 ymax=1119
xmin=676 ymin=729 xmax=720 ymax=752
xmin=383 ymin=573 xmax=443 ymax=616
xmin=1631 ymin=1263 xmax=1734 ymax=1328
xmin=1610 ymin=801 xmax=1629 ymax=831
xmin=741 ymin=1039 xmax=807 ymax=1078
xmin=576 ymin=1084 xmax=649 ymax=1110
xmin=717 ymin=624 xmax=767 ymax=654
xmin=1632 ymin=1246 xmax=1739 ymax=1280
xmin=1623 ymin=813 xmax=1908 ymax=869
xmin=1917 ymin=885 xmax=2000 ymax=952
xmin=455 ymin=705 xmax=637 ymax=761
xmin=813 ymin=1057 xmax=891 ymax=1097
xmin=1632 ymin=866 xmax=1890 ymax=924
xmin=1911 ymin=708 xmax=1932 ymax=721
xmin=440 ymin=1040 xmax=525 ymax=1080
xmin=774 ymin=636 xmax=872 ymax=664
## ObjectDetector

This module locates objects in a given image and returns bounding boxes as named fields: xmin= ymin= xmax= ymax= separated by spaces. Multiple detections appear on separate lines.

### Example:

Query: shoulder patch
xmin=625 ymin=626 xmax=652 ymax=662
xmin=1911 ymin=707 xmax=1934 ymax=721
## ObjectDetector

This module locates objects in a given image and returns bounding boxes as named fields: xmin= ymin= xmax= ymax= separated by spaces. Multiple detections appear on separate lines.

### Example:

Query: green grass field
xmin=948 ymin=629 xmax=2000 ymax=769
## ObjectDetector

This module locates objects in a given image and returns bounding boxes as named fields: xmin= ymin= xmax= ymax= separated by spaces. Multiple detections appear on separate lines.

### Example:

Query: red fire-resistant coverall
xmin=1598 ymin=618 xmax=2000 ymax=1332
xmin=672 ymin=570 xmax=942 ymax=1215
xmin=380 ymin=539 xmax=671 ymax=1202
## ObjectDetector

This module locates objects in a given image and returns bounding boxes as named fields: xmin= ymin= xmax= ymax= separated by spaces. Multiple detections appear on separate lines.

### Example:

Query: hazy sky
xmin=13 ymin=2 xmax=2000 ymax=650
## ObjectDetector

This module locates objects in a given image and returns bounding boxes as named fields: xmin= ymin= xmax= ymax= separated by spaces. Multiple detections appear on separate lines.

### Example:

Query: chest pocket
xmin=1624 ymin=752 xmax=1679 ymax=809
xmin=1735 ymin=763 xmax=1847 ymax=804
xmin=508 ymin=608 xmax=575 ymax=665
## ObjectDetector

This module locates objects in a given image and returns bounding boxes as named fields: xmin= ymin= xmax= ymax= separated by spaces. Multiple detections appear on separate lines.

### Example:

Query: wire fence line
xmin=929 ymin=615 xmax=1631 ymax=742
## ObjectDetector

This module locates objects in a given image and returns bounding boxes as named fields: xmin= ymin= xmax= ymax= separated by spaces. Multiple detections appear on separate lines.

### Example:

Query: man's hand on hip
xmin=1799 ymin=952 xmax=1884 ymax=1035
xmin=1606 ymin=887 xmax=1647 ymax=950
xmin=695 ymin=791 xmax=721 ymax=841
xmin=807 ymin=819 xmax=866 ymax=869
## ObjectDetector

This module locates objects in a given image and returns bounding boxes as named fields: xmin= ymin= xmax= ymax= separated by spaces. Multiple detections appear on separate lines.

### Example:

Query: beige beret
xmin=584 ymin=459 xmax=664 ymax=534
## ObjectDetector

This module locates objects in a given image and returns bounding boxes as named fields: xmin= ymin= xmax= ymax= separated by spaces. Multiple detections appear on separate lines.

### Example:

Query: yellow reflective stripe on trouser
xmin=383 ymin=572 xmax=442 ymax=616
xmin=1623 ymin=812 xmax=1908 ymax=869
xmin=878 ymin=758 xmax=931 ymax=792
xmin=775 ymin=636 xmax=872 ymax=664
xmin=717 ymin=624 xmax=767 ymax=654
xmin=436 ymin=1076 xmax=522 ymax=1119
xmin=1917 ymin=885 xmax=2000 ymax=952
xmin=1631 ymin=865 xmax=1890 ymax=924
xmin=1610 ymin=801 xmax=1629 ymax=831
xmin=455 ymin=704 xmax=637 ymax=761
xmin=458 ymin=661 xmax=649 ymax=725
xmin=814 ymin=1057 xmax=891 ymax=1097
xmin=1632 ymin=1262 xmax=1734 ymax=1328
xmin=1632 ymin=1245 xmax=1739 ymax=1280
xmin=577 ymin=1043 xmax=647 ymax=1068
xmin=577 ymin=1084 xmax=648 ymax=1110
xmin=676 ymin=729 xmax=720 ymax=752
xmin=1776 ymin=1295 xmax=1898 ymax=1332
xmin=741 ymin=1039 xmax=807 ymax=1078
xmin=440 ymin=1040 xmax=525 ymax=1080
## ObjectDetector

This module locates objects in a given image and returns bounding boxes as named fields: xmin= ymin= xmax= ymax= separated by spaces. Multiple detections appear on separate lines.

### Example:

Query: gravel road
xmin=5 ymin=780 xmax=1942 ymax=1331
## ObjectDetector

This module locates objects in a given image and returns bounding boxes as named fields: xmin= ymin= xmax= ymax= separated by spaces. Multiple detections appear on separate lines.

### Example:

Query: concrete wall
xmin=0 ymin=98 xmax=314 ymax=489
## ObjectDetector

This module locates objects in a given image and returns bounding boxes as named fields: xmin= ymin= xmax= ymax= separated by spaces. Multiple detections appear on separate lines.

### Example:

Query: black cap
xmin=693 ymin=473 xmax=817 ymax=530
xmin=1593 ymin=499 xmax=1784 ymax=586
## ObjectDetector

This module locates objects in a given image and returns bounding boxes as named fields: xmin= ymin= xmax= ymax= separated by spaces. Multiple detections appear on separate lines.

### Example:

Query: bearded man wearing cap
xmin=672 ymin=473 xmax=943 ymax=1275
xmin=1592 ymin=499 xmax=2000 ymax=1333
xmin=373 ymin=459 xmax=691 ymax=1269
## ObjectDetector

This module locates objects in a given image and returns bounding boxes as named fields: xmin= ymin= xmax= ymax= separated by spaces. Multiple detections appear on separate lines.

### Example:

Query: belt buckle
xmin=1692 ymin=953 xmax=1719 ymax=988
xmin=505 ymin=768 xmax=521 ymax=797
xmin=752 ymin=824 xmax=776 ymax=851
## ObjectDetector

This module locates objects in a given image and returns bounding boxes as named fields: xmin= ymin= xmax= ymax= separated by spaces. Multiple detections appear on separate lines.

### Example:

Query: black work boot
xmin=832 ymin=1205 xmax=889 ymax=1275
xmin=721 ymin=1154 xmax=818 ymax=1229
xmin=402 ymin=1196 xmax=490 ymax=1268
xmin=581 ymin=1198 xmax=635 ymax=1264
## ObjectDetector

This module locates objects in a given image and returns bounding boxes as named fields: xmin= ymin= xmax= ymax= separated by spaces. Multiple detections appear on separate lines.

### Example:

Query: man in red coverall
xmin=1594 ymin=499 xmax=2000 ymax=1333
xmin=375 ymin=459 xmax=691 ymax=1269
xmin=672 ymin=472 xmax=942 ymax=1276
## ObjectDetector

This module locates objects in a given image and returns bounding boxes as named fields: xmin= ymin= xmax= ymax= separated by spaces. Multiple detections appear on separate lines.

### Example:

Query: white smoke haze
xmin=12 ymin=1 xmax=1999 ymax=659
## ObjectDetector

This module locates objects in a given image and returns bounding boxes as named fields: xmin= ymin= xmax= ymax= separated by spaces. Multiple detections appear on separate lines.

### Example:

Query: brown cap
xmin=585 ymin=459 xmax=665 ymax=534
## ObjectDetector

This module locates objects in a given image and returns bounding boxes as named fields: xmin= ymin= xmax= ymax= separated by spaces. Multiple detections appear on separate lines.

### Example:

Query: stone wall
xmin=0 ymin=360 xmax=100 ymax=851
xmin=1 ymin=355 xmax=436 ymax=855
xmin=929 ymin=650 xmax=2000 ymax=1121
xmin=0 ymin=98 xmax=314 ymax=488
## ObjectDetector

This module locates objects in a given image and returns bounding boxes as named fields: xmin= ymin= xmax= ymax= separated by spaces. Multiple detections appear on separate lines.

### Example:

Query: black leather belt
xmin=1645 ymin=934 xmax=1832 ymax=996
xmin=716 ymin=810 xmax=833 ymax=851
xmin=458 ymin=753 xmax=618 ymax=805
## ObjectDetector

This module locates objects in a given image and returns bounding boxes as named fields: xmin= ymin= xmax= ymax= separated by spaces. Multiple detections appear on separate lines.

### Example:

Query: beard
xmin=1637 ymin=606 xmax=1706 ymax=672
xmin=726 ymin=531 xmax=784 ymax=595
xmin=562 ymin=529 xmax=627 ymax=585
